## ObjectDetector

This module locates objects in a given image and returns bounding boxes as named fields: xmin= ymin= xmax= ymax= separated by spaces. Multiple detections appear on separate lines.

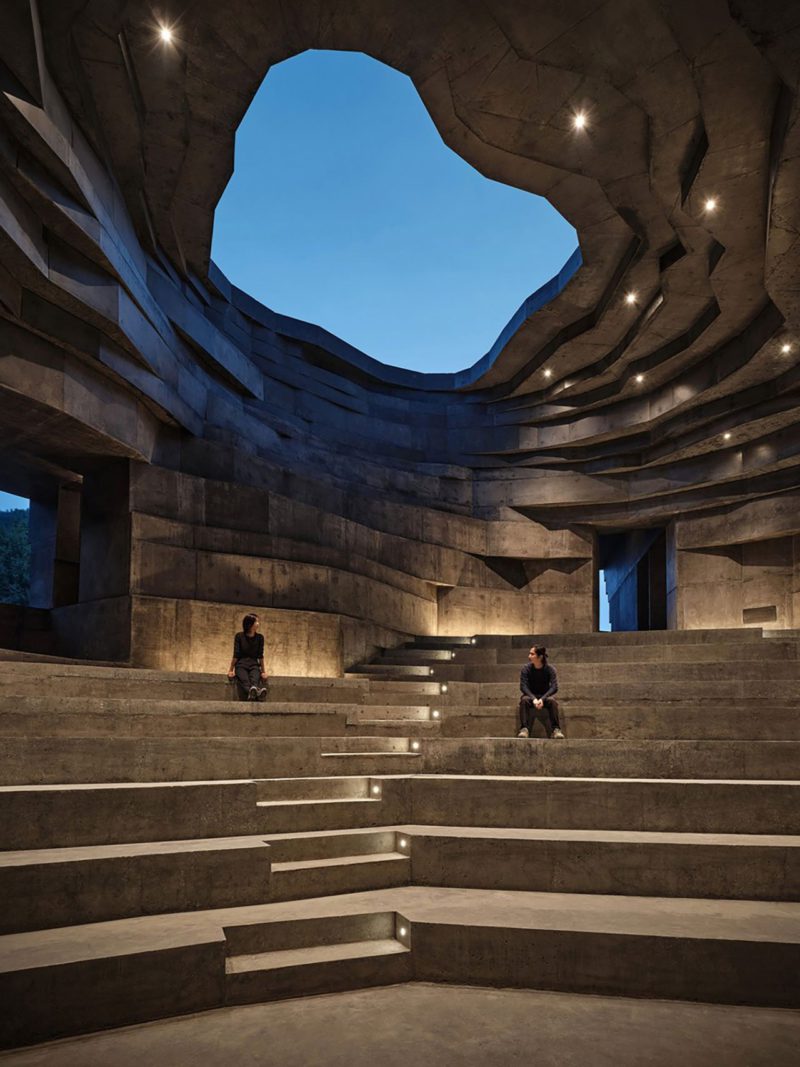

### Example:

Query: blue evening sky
xmin=211 ymin=50 xmax=577 ymax=374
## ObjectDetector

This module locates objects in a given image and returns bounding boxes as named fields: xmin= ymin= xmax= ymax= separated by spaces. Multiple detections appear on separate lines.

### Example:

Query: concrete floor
xmin=2 ymin=984 xmax=799 ymax=1067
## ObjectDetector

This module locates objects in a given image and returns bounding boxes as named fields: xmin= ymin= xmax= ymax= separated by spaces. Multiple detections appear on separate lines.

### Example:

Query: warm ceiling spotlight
xmin=411 ymin=741 xmax=420 ymax=751
xmin=429 ymin=668 xmax=434 ymax=676
xmin=399 ymin=926 xmax=407 ymax=937
xmin=625 ymin=292 xmax=638 ymax=305
xmin=450 ymin=651 xmax=456 ymax=660
xmin=723 ymin=432 xmax=732 ymax=440
xmin=703 ymin=197 xmax=717 ymax=213
xmin=399 ymin=838 xmax=408 ymax=848
xmin=781 ymin=342 xmax=792 ymax=354
xmin=543 ymin=368 xmax=552 ymax=378
xmin=440 ymin=683 xmax=448 ymax=694
xmin=431 ymin=709 xmax=441 ymax=719
xmin=158 ymin=24 xmax=174 ymax=43
xmin=635 ymin=374 xmax=644 ymax=384
xmin=573 ymin=111 xmax=587 ymax=130
xmin=470 ymin=637 xmax=477 ymax=645
xmin=371 ymin=784 xmax=381 ymax=795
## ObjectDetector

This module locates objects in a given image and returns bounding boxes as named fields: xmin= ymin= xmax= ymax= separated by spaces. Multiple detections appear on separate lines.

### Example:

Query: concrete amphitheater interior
xmin=0 ymin=0 xmax=799 ymax=1062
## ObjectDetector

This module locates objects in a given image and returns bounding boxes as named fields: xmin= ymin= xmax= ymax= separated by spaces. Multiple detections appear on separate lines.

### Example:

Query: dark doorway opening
xmin=598 ymin=529 xmax=667 ymax=631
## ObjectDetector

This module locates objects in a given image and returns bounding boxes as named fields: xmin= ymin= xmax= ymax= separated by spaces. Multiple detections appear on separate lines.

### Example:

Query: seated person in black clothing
xmin=517 ymin=644 xmax=565 ymax=739
xmin=227 ymin=613 xmax=269 ymax=701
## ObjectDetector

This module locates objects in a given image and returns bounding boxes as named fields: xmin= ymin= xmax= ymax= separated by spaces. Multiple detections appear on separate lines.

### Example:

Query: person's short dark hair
xmin=533 ymin=644 xmax=548 ymax=664
xmin=242 ymin=613 xmax=259 ymax=633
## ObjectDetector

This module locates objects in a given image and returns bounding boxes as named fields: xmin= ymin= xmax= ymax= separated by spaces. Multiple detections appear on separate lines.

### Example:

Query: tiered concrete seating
xmin=1 ymin=627 xmax=799 ymax=1049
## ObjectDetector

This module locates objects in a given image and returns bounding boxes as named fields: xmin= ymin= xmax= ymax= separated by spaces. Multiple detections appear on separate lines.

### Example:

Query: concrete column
xmin=28 ymin=484 xmax=80 ymax=609
xmin=27 ymin=494 xmax=57 ymax=609
xmin=78 ymin=460 xmax=131 ymax=602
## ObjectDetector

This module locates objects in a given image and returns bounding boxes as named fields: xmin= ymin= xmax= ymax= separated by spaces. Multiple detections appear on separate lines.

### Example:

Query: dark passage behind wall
xmin=599 ymin=529 xmax=667 ymax=632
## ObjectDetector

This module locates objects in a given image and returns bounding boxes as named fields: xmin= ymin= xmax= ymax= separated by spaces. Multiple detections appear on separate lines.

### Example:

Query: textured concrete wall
xmin=2 ymin=1 xmax=800 ymax=666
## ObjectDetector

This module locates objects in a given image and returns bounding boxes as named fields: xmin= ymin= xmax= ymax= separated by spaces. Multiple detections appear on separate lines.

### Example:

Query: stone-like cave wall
xmin=2 ymin=0 xmax=800 ymax=670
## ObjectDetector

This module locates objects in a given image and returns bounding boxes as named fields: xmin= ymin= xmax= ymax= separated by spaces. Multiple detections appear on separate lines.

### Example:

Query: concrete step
xmin=224 ymin=911 xmax=412 ymax=1005
xmin=2 ymin=736 xmax=799 ymax=785
xmin=409 ymin=774 xmax=800 ymax=835
xmin=264 ymin=827 xmax=403 ymax=861
xmin=2 ymin=886 xmax=796 ymax=1048
xmin=406 ymin=704 xmax=800 ymax=741
xmin=1 ymin=697 xmax=796 ymax=743
xmin=347 ymin=665 xmax=436 ymax=678
xmin=0 ymin=780 xmax=259 ymax=850
xmin=0 ymin=697 xmax=437 ymax=738
xmin=255 ymin=776 xmax=373 ymax=802
xmin=319 ymin=752 xmax=423 ymax=773
xmin=558 ymin=705 xmax=800 ymax=741
xmin=319 ymin=737 xmax=415 ymax=753
xmin=391 ymin=660 xmax=800 ymax=684
xmin=0 ymin=836 xmax=272 ymax=934
xmin=385 ymin=640 xmax=799 ymax=666
xmin=255 ymin=778 xmax=408 ymax=833
xmin=258 ymin=822 xmax=800 ymax=901
xmin=407 ymin=629 xmax=768 ymax=649
xmin=271 ymin=852 xmax=410 ymax=901
xmin=419 ymin=738 xmax=800 ymax=781
xmin=471 ymin=680 xmax=800 ymax=704
xmin=402 ymin=825 xmax=800 ymax=901
xmin=0 ymin=701 xmax=351 ymax=739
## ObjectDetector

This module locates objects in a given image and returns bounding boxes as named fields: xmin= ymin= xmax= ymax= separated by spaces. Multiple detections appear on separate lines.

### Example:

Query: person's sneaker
xmin=248 ymin=686 xmax=258 ymax=701
xmin=257 ymin=687 xmax=268 ymax=701
xmin=517 ymin=728 xmax=529 ymax=738
xmin=552 ymin=728 xmax=565 ymax=739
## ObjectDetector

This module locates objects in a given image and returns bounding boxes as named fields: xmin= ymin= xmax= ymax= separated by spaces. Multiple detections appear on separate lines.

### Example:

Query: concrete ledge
xmin=0 ymin=836 xmax=272 ymax=933
xmin=0 ymin=932 xmax=225 ymax=1049
xmin=2 ymin=737 xmax=798 ymax=785
xmin=0 ymin=781 xmax=259 ymax=849
xmin=405 ymin=826 xmax=800 ymax=901
xmin=407 ymin=775 xmax=800 ymax=835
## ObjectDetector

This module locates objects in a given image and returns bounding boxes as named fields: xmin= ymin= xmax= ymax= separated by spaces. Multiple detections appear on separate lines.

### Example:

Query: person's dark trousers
xmin=519 ymin=695 xmax=561 ymax=735
xmin=235 ymin=662 xmax=261 ymax=700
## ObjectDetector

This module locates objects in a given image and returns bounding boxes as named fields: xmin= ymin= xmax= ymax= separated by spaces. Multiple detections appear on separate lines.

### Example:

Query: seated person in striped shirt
xmin=517 ymin=644 xmax=565 ymax=739
xmin=227 ymin=613 xmax=269 ymax=701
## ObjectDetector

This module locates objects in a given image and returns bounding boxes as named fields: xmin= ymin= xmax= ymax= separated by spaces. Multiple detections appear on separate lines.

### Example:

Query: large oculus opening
xmin=212 ymin=50 xmax=577 ymax=374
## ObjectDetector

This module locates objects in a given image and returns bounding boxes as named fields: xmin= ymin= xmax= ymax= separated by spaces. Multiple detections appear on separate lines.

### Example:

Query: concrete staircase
xmin=0 ymin=627 xmax=799 ymax=1048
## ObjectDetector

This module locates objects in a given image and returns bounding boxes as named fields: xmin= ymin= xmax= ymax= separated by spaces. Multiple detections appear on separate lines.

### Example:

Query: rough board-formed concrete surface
xmin=1 ymin=0 xmax=800 ymax=1060
xmin=1 ymin=2 xmax=800 ymax=658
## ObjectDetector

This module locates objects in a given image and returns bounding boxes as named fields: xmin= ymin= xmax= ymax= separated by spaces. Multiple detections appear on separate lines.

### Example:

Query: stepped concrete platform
xmin=2 ymin=887 xmax=799 ymax=1048
xmin=1 ymin=629 xmax=798 ymax=1050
